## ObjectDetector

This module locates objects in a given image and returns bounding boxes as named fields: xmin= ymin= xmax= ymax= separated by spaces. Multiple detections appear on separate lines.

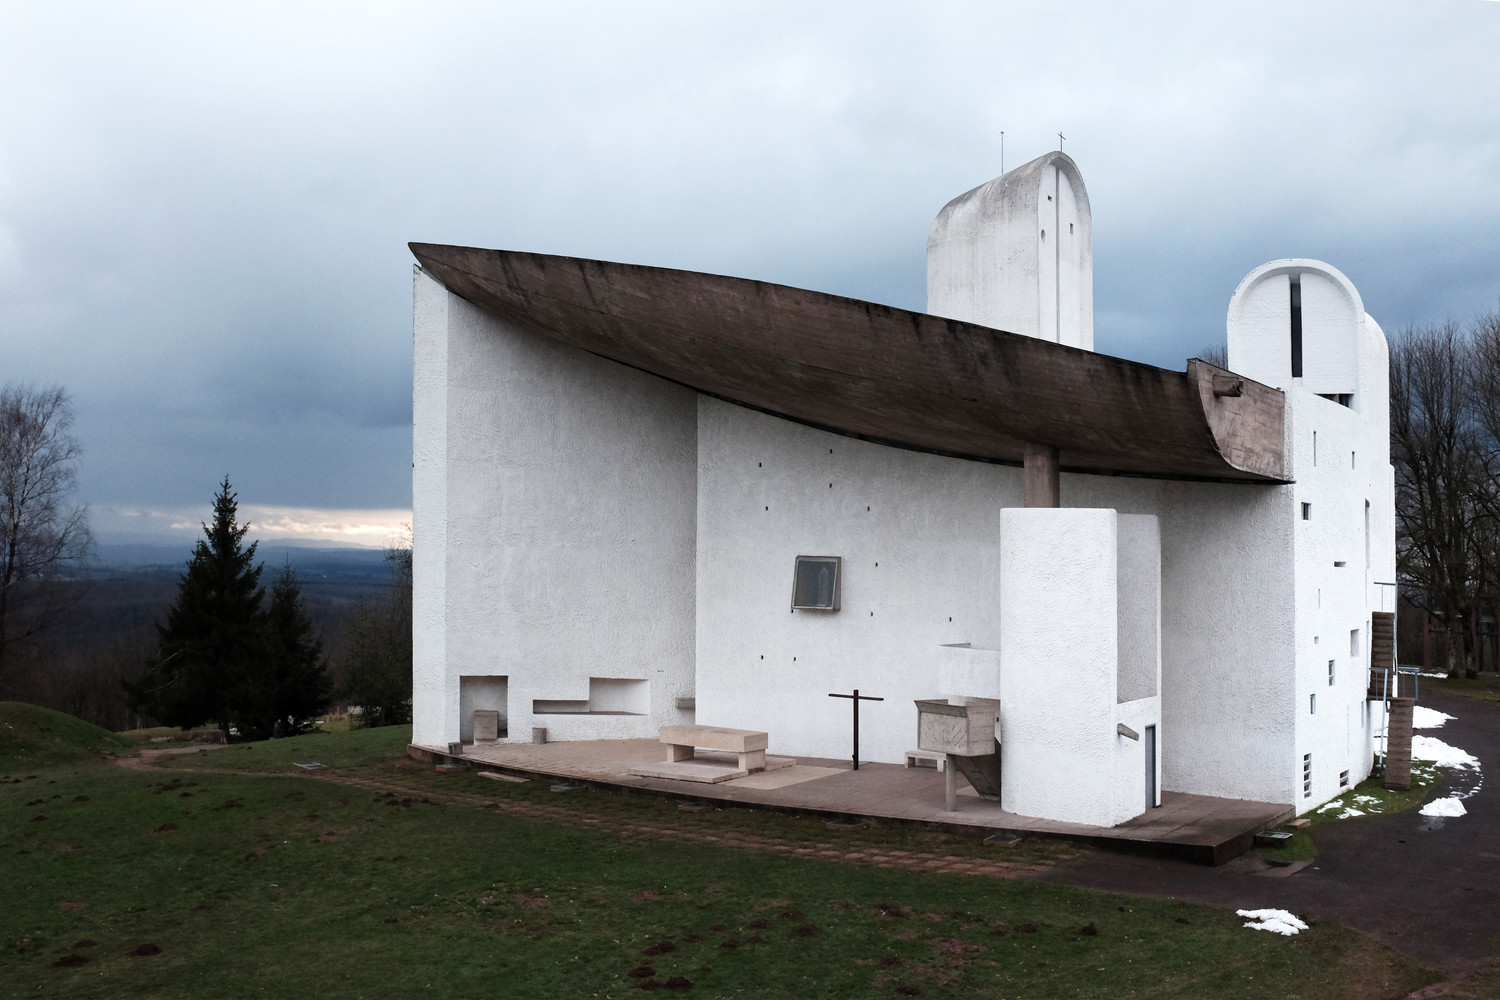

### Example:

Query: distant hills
xmin=93 ymin=543 xmax=393 ymax=586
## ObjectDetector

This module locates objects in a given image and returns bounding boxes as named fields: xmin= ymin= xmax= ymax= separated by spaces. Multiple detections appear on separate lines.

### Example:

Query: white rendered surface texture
xmin=411 ymin=272 xmax=698 ymax=748
xmin=927 ymin=151 xmax=1093 ymax=350
xmin=998 ymin=508 xmax=1156 ymax=828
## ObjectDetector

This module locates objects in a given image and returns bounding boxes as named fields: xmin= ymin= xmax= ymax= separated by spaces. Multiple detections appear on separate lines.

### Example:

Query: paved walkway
xmin=1035 ymin=690 xmax=1500 ymax=976
xmin=423 ymin=737 xmax=1290 ymax=865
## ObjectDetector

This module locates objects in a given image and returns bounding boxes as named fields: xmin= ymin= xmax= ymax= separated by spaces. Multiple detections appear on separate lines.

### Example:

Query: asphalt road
xmin=1036 ymin=689 xmax=1499 ymax=974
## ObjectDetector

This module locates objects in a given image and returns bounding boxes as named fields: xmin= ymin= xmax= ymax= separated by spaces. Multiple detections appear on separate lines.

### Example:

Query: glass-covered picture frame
xmin=791 ymin=555 xmax=841 ymax=611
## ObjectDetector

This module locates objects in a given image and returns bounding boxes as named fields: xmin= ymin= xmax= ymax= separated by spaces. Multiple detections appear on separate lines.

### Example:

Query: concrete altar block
xmin=659 ymin=724 xmax=768 ymax=772
xmin=915 ymin=699 xmax=1001 ymax=756
xmin=472 ymin=710 xmax=500 ymax=745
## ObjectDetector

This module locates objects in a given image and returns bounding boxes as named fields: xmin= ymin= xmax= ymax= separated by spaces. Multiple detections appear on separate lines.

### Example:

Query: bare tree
xmin=339 ymin=528 xmax=412 ymax=727
xmin=0 ymin=384 xmax=92 ymax=687
xmin=1194 ymin=344 xmax=1229 ymax=369
xmin=1390 ymin=323 xmax=1490 ymax=677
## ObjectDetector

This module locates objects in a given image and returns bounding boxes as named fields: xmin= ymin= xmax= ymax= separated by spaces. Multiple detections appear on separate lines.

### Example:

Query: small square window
xmin=791 ymin=556 xmax=841 ymax=611
xmin=1339 ymin=769 xmax=1350 ymax=788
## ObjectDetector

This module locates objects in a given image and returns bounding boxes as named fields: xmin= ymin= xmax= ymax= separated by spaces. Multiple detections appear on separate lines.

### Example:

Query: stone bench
xmin=904 ymin=748 xmax=947 ymax=771
xmin=660 ymin=724 xmax=768 ymax=773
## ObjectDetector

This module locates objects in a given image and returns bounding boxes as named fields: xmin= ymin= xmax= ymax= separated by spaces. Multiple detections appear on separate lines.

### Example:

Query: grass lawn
xmin=1414 ymin=669 xmax=1500 ymax=705
xmin=2 ymin=707 xmax=1440 ymax=999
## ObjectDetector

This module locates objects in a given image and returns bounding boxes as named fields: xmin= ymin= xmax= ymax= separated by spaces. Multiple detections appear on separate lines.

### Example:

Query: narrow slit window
xmin=1310 ymin=693 xmax=1317 ymax=714
xmin=1290 ymin=277 xmax=1303 ymax=378
xmin=1329 ymin=659 xmax=1336 ymax=685
xmin=1301 ymin=503 xmax=1312 ymax=520
xmin=1350 ymin=629 xmax=1360 ymax=658
xmin=1339 ymin=770 xmax=1350 ymax=788
xmin=1303 ymin=753 xmax=1313 ymax=797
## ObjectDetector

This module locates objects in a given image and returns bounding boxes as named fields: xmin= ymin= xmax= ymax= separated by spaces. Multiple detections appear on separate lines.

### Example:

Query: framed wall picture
xmin=791 ymin=555 xmax=841 ymax=611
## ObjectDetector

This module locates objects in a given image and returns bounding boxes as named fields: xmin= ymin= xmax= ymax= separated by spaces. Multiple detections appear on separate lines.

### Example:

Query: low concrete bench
xmin=904 ymin=748 xmax=947 ymax=771
xmin=660 ymin=724 xmax=768 ymax=773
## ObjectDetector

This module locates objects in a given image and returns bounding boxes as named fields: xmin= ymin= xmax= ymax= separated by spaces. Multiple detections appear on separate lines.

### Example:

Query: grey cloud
xmin=1 ymin=0 xmax=1497 ymax=530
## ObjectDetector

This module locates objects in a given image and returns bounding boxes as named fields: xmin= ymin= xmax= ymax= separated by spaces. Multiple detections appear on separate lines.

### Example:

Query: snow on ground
xmin=1238 ymin=909 xmax=1309 ymax=935
xmin=1412 ymin=734 xmax=1481 ymax=770
xmin=1411 ymin=730 xmax=1484 ymax=810
xmin=1420 ymin=797 xmax=1468 ymax=817
xmin=1413 ymin=706 xmax=1455 ymax=729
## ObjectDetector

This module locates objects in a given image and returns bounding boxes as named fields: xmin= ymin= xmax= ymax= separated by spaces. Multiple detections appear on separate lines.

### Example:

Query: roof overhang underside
xmin=409 ymin=244 xmax=1289 ymax=484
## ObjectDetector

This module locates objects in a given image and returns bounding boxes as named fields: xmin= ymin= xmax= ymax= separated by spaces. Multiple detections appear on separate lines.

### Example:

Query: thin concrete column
xmin=1023 ymin=443 xmax=1060 ymax=508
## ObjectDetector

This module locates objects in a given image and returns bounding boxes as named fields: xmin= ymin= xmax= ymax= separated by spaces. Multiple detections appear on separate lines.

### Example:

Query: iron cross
xmin=828 ymin=688 xmax=884 ymax=770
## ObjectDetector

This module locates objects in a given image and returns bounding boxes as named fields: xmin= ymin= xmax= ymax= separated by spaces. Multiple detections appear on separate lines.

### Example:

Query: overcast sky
xmin=3 ymin=1 xmax=1497 ymax=546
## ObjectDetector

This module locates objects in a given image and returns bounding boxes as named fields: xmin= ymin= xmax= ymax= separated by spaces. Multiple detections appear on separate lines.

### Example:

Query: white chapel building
xmin=409 ymin=152 xmax=1395 ymax=828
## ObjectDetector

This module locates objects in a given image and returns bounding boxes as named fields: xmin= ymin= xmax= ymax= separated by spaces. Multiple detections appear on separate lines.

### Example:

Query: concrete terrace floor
xmin=412 ymin=737 xmax=1291 ymax=866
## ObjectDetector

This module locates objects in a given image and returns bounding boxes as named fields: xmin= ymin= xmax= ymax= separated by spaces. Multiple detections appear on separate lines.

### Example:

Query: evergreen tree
xmin=263 ymin=564 xmax=331 ymax=735
xmin=127 ymin=477 xmax=265 ymax=738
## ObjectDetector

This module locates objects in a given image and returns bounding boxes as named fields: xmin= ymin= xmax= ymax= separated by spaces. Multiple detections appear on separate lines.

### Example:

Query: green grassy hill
xmin=0 ymin=701 xmax=132 ymax=766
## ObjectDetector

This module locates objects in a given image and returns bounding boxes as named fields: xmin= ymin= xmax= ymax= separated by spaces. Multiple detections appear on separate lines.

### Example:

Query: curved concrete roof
xmin=409 ymin=243 xmax=1289 ymax=484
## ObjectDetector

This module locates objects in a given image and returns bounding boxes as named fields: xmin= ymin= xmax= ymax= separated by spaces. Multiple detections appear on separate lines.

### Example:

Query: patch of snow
xmin=1317 ymin=801 xmax=1342 ymax=813
xmin=1353 ymin=794 xmax=1379 ymax=804
xmin=1411 ymin=735 xmax=1480 ymax=770
xmin=1238 ymin=909 xmax=1309 ymax=936
xmin=1335 ymin=807 xmax=1366 ymax=819
xmin=1420 ymin=797 xmax=1468 ymax=818
xmin=1412 ymin=706 xmax=1455 ymax=729
xmin=1420 ymin=671 xmax=1449 ymax=679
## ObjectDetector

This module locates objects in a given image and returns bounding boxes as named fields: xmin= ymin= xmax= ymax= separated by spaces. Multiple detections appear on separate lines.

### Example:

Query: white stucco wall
xmin=927 ymin=151 xmax=1093 ymax=349
xmin=691 ymin=395 xmax=1305 ymax=807
xmin=1116 ymin=514 xmax=1162 ymax=704
xmin=693 ymin=398 xmax=1018 ymax=765
xmin=1227 ymin=258 xmax=1394 ymax=811
xmin=998 ymin=508 xmax=1120 ymax=826
xmin=410 ymin=269 xmax=699 ymax=748
xmin=412 ymin=267 xmax=449 ymax=747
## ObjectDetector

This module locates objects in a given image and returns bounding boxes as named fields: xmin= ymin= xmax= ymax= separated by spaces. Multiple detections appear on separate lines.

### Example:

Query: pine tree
xmin=263 ymin=564 xmax=331 ymax=735
xmin=127 ymin=477 xmax=265 ymax=737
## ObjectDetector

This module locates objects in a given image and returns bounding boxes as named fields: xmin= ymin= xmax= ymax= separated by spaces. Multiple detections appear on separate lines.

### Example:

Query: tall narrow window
xmin=1290 ymin=277 xmax=1304 ymax=378
xmin=1365 ymin=500 xmax=1371 ymax=570
xmin=1351 ymin=629 xmax=1361 ymax=659
xmin=1303 ymin=753 xmax=1313 ymax=797
xmin=1329 ymin=659 xmax=1336 ymax=685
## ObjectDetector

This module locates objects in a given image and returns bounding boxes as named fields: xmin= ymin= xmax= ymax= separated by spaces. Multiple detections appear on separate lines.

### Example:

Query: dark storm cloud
xmin=2 ymin=1 xmax=1497 ymax=540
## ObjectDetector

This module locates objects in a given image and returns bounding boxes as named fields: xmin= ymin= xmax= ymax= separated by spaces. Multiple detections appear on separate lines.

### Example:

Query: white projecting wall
xmin=411 ymin=269 xmax=698 ymax=748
